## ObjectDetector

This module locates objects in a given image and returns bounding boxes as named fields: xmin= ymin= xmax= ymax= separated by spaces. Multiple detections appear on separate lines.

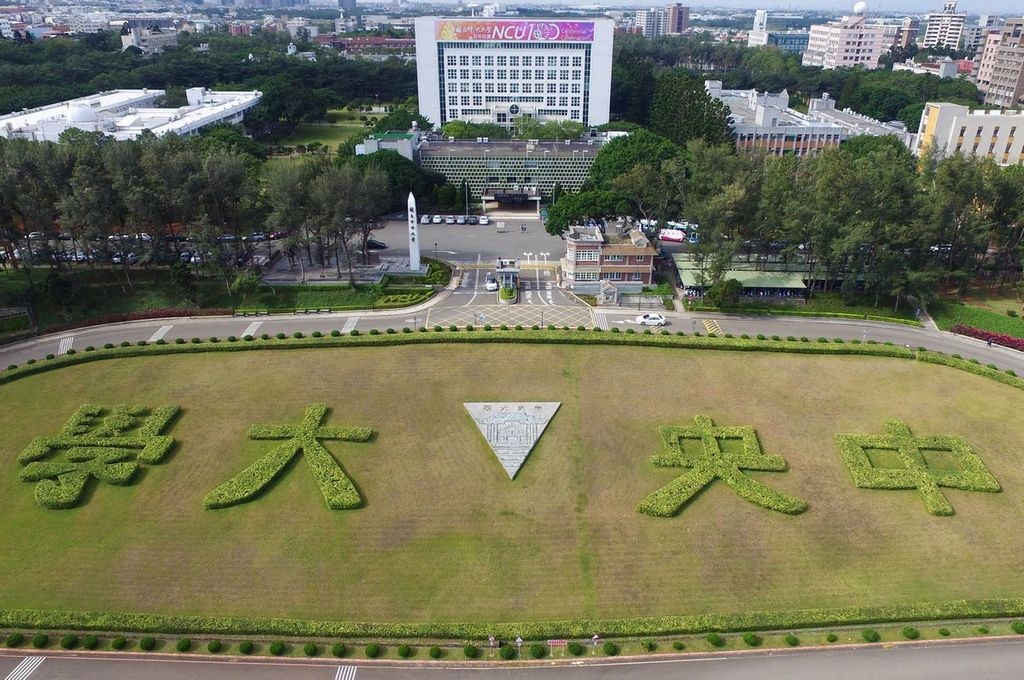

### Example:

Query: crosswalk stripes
xmin=595 ymin=312 xmax=609 ymax=330
xmin=3 ymin=657 xmax=44 ymax=680
xmin=57 ymin=337 xmax=74 ymax=355
xmin=241 ymin=321 xmax=263 ymax=338
xmin=334 ymin=665 xmax=357 ymax=680
xmin=340 ymin=317 xmax=360 ymax=334
xmin=703 ymin=319 xmax=723 ymax=335
xmin=148 ymin=325 xmax=174 ymax=343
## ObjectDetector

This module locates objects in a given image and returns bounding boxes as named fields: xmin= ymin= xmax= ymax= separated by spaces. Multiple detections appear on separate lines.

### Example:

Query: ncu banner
xmin=435 ymin=20 xmax=595 ymax=42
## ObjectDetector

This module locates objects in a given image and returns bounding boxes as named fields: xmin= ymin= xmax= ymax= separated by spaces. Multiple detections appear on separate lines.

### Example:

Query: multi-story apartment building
xmin=560 ymin=226 xmax=657 ymax=294
xmin=415 ymin=16 xmax=614 ymax=129
xmin=921 ymin=1 xmax=966 ymax=50
xmin=120 ymin=24 xmax=179 ymax=53
xmin=914 ymin=102 xmax=1024 ymax=166
xmin=635 ymin=5 xmax=688 ymax=38
xmin=802 ymin=6 xmax=886 ymax=71
xmin=982 ymin=18 xmax=1024 ymax=108
xmin=976 ymin=30 xmax=1004 ymax=94
xmin=747 ymin=10 xmax=809 ymax=54
xmin=961 ymin=15 xmax=1003 ymax=53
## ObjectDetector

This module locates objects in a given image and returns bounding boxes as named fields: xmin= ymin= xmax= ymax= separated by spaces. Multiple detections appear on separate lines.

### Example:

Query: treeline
xmin=0 ymin=32 xmax=417 ymax=131
xmin=547 ymin=130 xmax=1024 ymax=310
xmin=611 ymin=33 xmax=981 ymax=129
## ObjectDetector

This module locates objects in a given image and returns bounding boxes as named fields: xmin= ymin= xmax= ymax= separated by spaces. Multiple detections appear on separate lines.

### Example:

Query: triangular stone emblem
xmin=464 ymin=402 xmax=560 ymax=479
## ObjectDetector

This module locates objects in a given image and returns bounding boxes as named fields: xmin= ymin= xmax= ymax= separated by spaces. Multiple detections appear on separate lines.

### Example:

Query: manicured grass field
xmin=277 ymin=110 xmax=382 ymax=149
xmin=2 ymin=345 xmax=1024 ymax=626
xmin=931 ymin=299 xmax=1024 ymax=337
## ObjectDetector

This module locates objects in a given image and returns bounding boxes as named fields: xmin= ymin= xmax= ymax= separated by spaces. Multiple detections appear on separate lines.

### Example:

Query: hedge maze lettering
xmin=638 ymin=415 xmax=807 ymax=517
xmin=18 ymin=404 xmax=180 ymax=509
xmin=203 ymin=404 xmax=373 ymax=510
xmin=836 ymin=420 xmax=1001 ymax=516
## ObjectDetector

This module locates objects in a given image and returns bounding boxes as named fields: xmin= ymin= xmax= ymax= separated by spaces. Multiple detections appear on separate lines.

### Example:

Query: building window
xmin=535 ymin=69 xmax=544 ymax=79
xmin=448 ymin=96 xmax=458 ymax=106
xmin=560 ymin=70 xmax=570 ymax=80
xmin=510 ymin=56 xmax=519 ymax=66
xmin=473 ymin=96 xmax=482 ymax=106
xmin=459 ymin=55 xmax=469 ymax=66
xmin=447 ymin=69 xmax=457 ymax=79
xmin=509 ymin=83 xmax=519 ymax=93
xmin=559 ymin=83 xmax=568 ymax=94
xmin=604 ymin=254 xmax=623 ymax=262
xmin=560 ymin=56 xmax=569 ymax=66
xmin=472 ymin=69 xmax=481 ymax=79
xmin=447 ymin=56 xmax=457 ymax=66
xmin=460 ymin=69 xmax=469 ymax=79
xmin=473 ymin=82 xmax=482 ymax=93
xmin=571 ymin=96 xmax=580 ymax=106
xmin=523 ymin=83 xmax=532 ymax=93
xmin=497 ymin=56 xmax=507 ymax=66
xmin=634 ymin=256 xmax=646 ymax=263
xmin=522 ymin=56 xmax=532 ymax=66
xmin=484 ymin=56 xmax=494 ymax=66
xmin=485 ymin=83 xmax=494 ymax=93
xmin=510 ymin=69 xmax=519 ymax=79
xmin=547 ymin=97 xmax=556 ymax=106
xmin=630 ymin=273 xmax=643 ymax=281
xmin=573 ymin=56 xmax=582 ymax=67
xmin=572 ymin=83 xmax=581 ymax=94
xmin=605 ymin=272 xmax=622 ymax=281
xmin=472 ymin=55 xmax=481 ymax=66
xmin=497 ymin=69 xmax=506 ymax=79
xmin=548 ymin=70 xmax=557 ymax=79
xmin=575 ymin=272 xmax=598 ymax=281
xmin=571 ymin=110 xmax=581 ymax=120
xmin=559 ymin=96 xmax=568 ymax=106
xmin=484 ymin=69 xmax=494 ymax=79
xmin=572 ymin=70 xmax=581 ymax=80
xmin=497 ymin=83 xmax=507 ymax=93
xmin=460 ymin=83 xmax=469 ymax=93
xmin=576 ymin=250 xmax=599 ymax=262
xmin=461 ymin=96 xmax=470 ymax=106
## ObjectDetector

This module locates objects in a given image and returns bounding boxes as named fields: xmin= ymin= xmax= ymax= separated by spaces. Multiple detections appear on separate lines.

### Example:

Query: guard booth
xmin=495 ymin=258 xmax=520 ymax=289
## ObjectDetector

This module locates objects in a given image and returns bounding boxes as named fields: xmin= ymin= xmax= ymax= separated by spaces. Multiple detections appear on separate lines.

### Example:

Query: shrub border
xmin=2 ymin=328 xmax=1024 ymax=639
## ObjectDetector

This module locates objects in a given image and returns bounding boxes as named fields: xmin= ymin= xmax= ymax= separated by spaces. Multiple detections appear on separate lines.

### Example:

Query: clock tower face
xmin=509 ymin=104 xmax=521 ymax=116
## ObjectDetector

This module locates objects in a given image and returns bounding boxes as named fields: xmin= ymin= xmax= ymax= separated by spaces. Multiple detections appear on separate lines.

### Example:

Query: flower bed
xmin=952 ymin=325 xmax=1024 ymax=352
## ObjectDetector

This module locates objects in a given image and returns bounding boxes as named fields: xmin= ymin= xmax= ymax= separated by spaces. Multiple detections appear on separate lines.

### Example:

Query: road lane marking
xmin=4 ymin=656 xmax=44 ymax=680
xmin=340 ymin=317 xmax=359 ymax=334
xmin=148 ymin=325 xmax=173 ymax=343
xmin=241 ymin=321 xmax=262 ymax=338
xmin=57 ymin=337 xmax=73 ymax=355
xmin=703 ymin=319 xmax=723 ymax=334
xmin=334 ymin=665 xmax=357 ymax=680
xmin=595 ymin=312 xmax=609 ymax=330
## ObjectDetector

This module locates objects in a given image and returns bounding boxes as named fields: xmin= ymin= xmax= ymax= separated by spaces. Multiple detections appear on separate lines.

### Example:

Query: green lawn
xmin=2 ymin=345 xmax=1024 ymax=626
xmin=930 ymin=300 xmax=1024 ymax=337
xmin=276 ymin=110 xmax=382 ymax=149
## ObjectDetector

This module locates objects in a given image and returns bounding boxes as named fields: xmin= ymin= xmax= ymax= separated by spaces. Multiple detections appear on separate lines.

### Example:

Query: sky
xmin=574 ymin=1 xmax=1022 ymax=15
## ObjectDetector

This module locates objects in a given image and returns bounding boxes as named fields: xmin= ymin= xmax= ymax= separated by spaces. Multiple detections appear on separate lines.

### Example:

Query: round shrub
xmin=238 ymin=640 xmax=254 ymax=654
xmin=5 ymin=633 xmax=24 ymax=647
xmin=706 ymin=633 xmax=725 ymax=647
xmin=672 ymin=640 xmax=684 ymax=651
xmin=385 ymin=328 xmax=396 ymax=334
xmin=756 ymin=334 xmax=766 ymax=340
xmin=60 ymin=634 xmax=78 ymax=650
xmin=26 ymin=359 xmax=35 ymax=365
xmin=644 ymin=329 xmax=653 ymax=335
xmin=226 ymin=335 xmax=238 ymax=342
xmin=398 ymin=644 xmax=412 ymax=658
xmin=862 ymin=629 xmax=880 ymax=643
xmin=800 ymin=336 xmax=809 ymax=342
xmin=499 ymin=645 xmax=516 ymax=660
xmin=207 ymin=640 xmax=222 ymax=653
xmin=332 ymin=642 xmax=347 ymax=657
xmin=784 ymin=634 xmax=799 ymax=646
xmin=548 ymin=324 xmax=556 ymax=331
xmin=190 ymin=337 xmax=201 ymax=344
xmin=155 ymin=339 xmax=167 ymax=345
xmin=602 ymin=641 xmax=619 ymax=656
xmin=577 ymin=325 xmax=586 ymax=331
xmin=641 ymin=639 xmax=656 ymax=652
xmin=463 ymin=644 xmax=479 ymax=658
xmin=742 ymin=632 xmax=761 ymax=647
xmin=625 ymin=328 xmax=635 ymax=334
xmin=174 ymin=338 xmax=185 ymax=344
xmin=902 ymin=626 xmax=919 ymax=640
xmin=243 ymin=335 xmax=254 ymax=341
xmin=6 ymin=365 xmax=15 ymax=371
xmin=111 ymin=636 xmax=127 ymax=650
xmin=1012 ymin=621 xmax=1024 ymax=634
xmin=276 ymin=332 xmax=286 ymax=339
xmin=833 ymin=338 xmax=844 ymax=343
xmin=331 ymin=330 xmax=341 ymax=337
xmin=938 ymin=628 xmax=951 ymax=636
xmin=500 ymin=325 xmax=509 ymax=331
xmin=260 ymin=333 xmax=270 ymax=340
xmin=826 ymin=633 xmax=838 ymax=643
xmin=312 ymin=331 xmax=322 ymax=338
xmin=208 ymin=337 xmax=218 ymax=343
xmin=978 ymin=626 xmax=989 ymax=634
xmin=45 ymin=353 xmax=55 ymax=360
xmin=402 ymin=327 xmax=412 ymax=333
xmin=429 ymin=645 xmax=442 ymax=659
xmin=304 ymin=642 xmax=318 ymax=657
xmin=32 ymin=634 xmax=48 ymax=649
xmin=787 ymin=336 xmax=796 ymax=341
xmin=816 ymin=337 xmax=828 ymax=343
xmin=176 ymin=638 xmax=191 ymax=653
xmin=350 ymin=329 xmax=359 ymax=336
xmin=85 ymin=345 xmax=95 ymax=352
xmin=568 ymin=641 xmax=584 ymax=656
xmin=369 ymin=329 xmax=379 ymax=335
xmin=433 ymin=325 xmax=443 ymax=332
xmin=529 ymin=643 xmax=546 ymax=659
xmin=772 ymin=335 xmax=781 ymax=341
xmin=365 ymin=643 xmax=381 ymax=658
xmin=483 ymin=324 xmax=492 ymax=331
xmin=515 ymin=324 xmax=523 ymax=330
xmin=293 ymin=331 xmax=304 ymax=339
xmin=139 ymin=637 xmax=156 ymax=651
xmin=449 ymin=325 xmax=458 ymax=332
xmin=741 ymin=334 xmax=750 ymax=339
xmin=82 ymin=635 xmax=98 ymax=650
xmin=465 ymin=324 xmax=474 ymax=331
xmin=66 ymin=348 xmax=77 ymax=354
xmin=419 ymin=326 xmax=428 ymax=332
xmin=1007 ymin=369 xmax=1017 ymax=376
xmin=532 ymin=325 xmax=540 ymax=331
xmin=136 ymin=340 xmax=147 ymax=347
xmin=269 ymin=641 xmax=285 ymax=656
xmin=104 ymin=343 xmax=114 ymax=349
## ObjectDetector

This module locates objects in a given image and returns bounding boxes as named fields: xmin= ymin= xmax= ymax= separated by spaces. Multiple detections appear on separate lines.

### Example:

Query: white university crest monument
xmin=464 ymin=403 xmax=560 ymax=478
xmin=407 ymin=191 xmax=421 ymax=272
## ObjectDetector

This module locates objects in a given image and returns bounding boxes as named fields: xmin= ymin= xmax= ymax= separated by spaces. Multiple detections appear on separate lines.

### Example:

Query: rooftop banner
xmin=435 ymin=20 xmax=594 ymax=42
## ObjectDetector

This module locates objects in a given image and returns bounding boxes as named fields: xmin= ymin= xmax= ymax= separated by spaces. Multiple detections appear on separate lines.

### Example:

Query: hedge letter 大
xmin=836 ymin=420 xmax=1001 ymax=516
xmin=18 ymin=404 xmax=180 ymax=509
xmin=203 ymin=404 xmax=373 ymax=510
xmin=638 ymin=415 xmax=807 ymax=517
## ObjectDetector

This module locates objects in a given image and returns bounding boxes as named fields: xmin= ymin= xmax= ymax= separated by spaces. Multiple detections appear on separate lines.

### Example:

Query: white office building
xmin=915 ymin=103 xmax=1024 ymax=166
xmin=414 ymin=16 xmax=614 ymax=130
xmin=0 ymin=88 xmax=262 ymax=142
xmin=802 ymin=3 xmax=886 ymax=71
xmin=921 ymin=0 xmax=967 ymax=50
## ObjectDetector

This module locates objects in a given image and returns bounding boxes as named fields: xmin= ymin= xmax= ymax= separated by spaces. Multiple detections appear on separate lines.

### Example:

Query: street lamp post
xmin=433 ymin=242 xmax=438 ymax=263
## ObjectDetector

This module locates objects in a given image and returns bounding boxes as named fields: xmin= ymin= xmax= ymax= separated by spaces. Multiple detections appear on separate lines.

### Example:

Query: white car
xmin=479 ymin=215 xmax=490 ymax=225
xmin=431 ymin=215 xmax=443 ymax=224
xmin=420 ymin=214 xmax=431 ymax=224
xmin=636 ymin=313 xmax=667 ymax=326
xmin=444 ymin=215 xmax=456 ymax=224
xmin=485 ymin=274 xmax=499 ymax=291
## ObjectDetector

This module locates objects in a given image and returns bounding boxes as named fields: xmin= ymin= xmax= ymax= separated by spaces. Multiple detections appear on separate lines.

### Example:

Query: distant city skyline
xmin=549 ymin=1 xmax=1019 ymax=16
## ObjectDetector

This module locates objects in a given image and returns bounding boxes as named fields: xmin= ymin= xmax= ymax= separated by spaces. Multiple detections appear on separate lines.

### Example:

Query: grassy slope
xmin=930 ymin=300 xmax=1024 ymax=337
xmin=1 ymin=345 xmax=1023 ymax=624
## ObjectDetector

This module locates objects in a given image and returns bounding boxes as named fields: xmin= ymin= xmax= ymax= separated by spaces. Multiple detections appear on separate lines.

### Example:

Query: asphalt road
xmin=3 ymin=638 xmax=1024 ymax=679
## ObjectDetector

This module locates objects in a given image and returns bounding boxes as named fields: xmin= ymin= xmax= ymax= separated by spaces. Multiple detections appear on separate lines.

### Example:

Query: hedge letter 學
xmin=835 ymin=420 xmax=1000 ymax=516
xmin=638 ymin=415 xmax=807 ymax=517
xmin=203 ymin=404 xmax=373 ymax=510
xmin=18 ymin=404 xmax=180 ymax=509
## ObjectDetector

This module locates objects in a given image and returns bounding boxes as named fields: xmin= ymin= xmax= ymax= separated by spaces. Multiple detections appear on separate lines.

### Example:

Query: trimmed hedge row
xmin=685 ymin=304 xmax=922 ymax=327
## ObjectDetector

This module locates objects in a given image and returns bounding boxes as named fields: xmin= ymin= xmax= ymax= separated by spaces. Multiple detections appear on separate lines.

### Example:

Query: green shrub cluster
xmin=140 ymin=636 xmax=156 ymax=651
xmin=207 ymin=640 xmax=222 ymax=653
xmin=499 ymin=645 xmax=515 ymax=660
xmin=706 ymin=633 xmax=725 ymax=647
xmin=398 ymin=643 xmax=412 ymax=657
xmin=332 ymin=642 xmax=347 ymax=656
xmin=304 ymin=642 xmax=318 ymax=656
xmin=32 ymin=634 xmax=47 ymax=648
xmin=270 ymin=641 xmax=285 ymax=655
xmin=862 ymin=629 xmax=880 ymax=642
xmin=5 ymin=633 xmax=24 ymax=647
xmin=463 ymin=644 xmax=479 ymax=658
xmin=742 ymin=632 xmax=761 ymax=646
xmin=60 ymin=634 xmax=78 ymax=649
xmin=365 ymin=643 xmax=381 ymax=658
xmin=176 ymin=638 xmax=191 ymax=652
xmin=784 ymin=633 xmax=799 ymax=646
xmin=602 ymin=641 xmax=618 ymax=655
xmin=429 ymin=645 xmax=442 ymax=658
xmin=111 ymin=636 xmax=127 ymax=649
xmin=239 ymin=640 xmax=254 ymax=654
xmin=902 ymin=626 xmax=919 ymax=639
xmin=83 ymin=635 xmax=98 ymax=649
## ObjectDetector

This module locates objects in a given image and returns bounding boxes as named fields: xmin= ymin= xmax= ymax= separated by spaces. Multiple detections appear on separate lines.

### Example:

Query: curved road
xmin=2 ymin=637 xmax=1024 ymax=679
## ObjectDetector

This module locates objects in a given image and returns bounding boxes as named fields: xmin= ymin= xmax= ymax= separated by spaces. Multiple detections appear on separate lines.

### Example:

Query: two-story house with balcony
xmin=560 ymin=225 xmax=657 ymax=295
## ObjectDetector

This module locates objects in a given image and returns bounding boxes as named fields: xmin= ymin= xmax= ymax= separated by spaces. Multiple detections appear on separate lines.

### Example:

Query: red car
xmin=267 ymin=231 xmax=290 ymax=241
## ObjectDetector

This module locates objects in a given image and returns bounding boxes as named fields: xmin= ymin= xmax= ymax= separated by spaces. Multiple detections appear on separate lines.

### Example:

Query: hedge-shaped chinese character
xmin=204 ymin=403 xmax=373 ymax=510
xmin=18 ymin=404 xmax=180 ymax=509
xmin=836 ymin=420 xmax=1000 ymax=516
xmin=639 ymin=415 xmax=807 ymax=517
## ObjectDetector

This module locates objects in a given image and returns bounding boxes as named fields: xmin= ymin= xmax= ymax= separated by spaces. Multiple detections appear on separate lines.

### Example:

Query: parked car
xmin=479 ymin=216 xmax=490 ymax=225
xmin=431 ymin=215 xmax=443 ymax=224
xmin=27 ymin=231 xmax=45 ymax=240
xmin=636 ymin=313 xmax=667 ymax=326
xmin=111 ymin=252 xmax=137 ymax=265
xmin=268 ymin=230 xmax=290 ymax=240
xmin=467 ymin=216 xmax=479 ymax=225
xmin=245 ymin=231 xmax=267 ymax=242
xmin=57 ymin=232 xmax=73 ymax=241
xmin=485 ymin=274 xmax=499 ymax=291
xmin=366 ymin=238 xmax=387 ymax=250
xmin=657 ymin=228 xmax=687 ymax=243
xmin=444 ymin=215 xmax=456 ymax=224
xmin=135 ymin=232 xmax=152 ymax=242
xmin=217 ymin=234 xmax=237 ymax=243
xmin=420 ymin=214 xmax=431 ymax=224
xmin=164 ymin=234 xmax=188 ymax=243
xmin=178 ymin=250 xmax=193 ymax=263
xmin=455 ymin=215 xmax=467 ymax=225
